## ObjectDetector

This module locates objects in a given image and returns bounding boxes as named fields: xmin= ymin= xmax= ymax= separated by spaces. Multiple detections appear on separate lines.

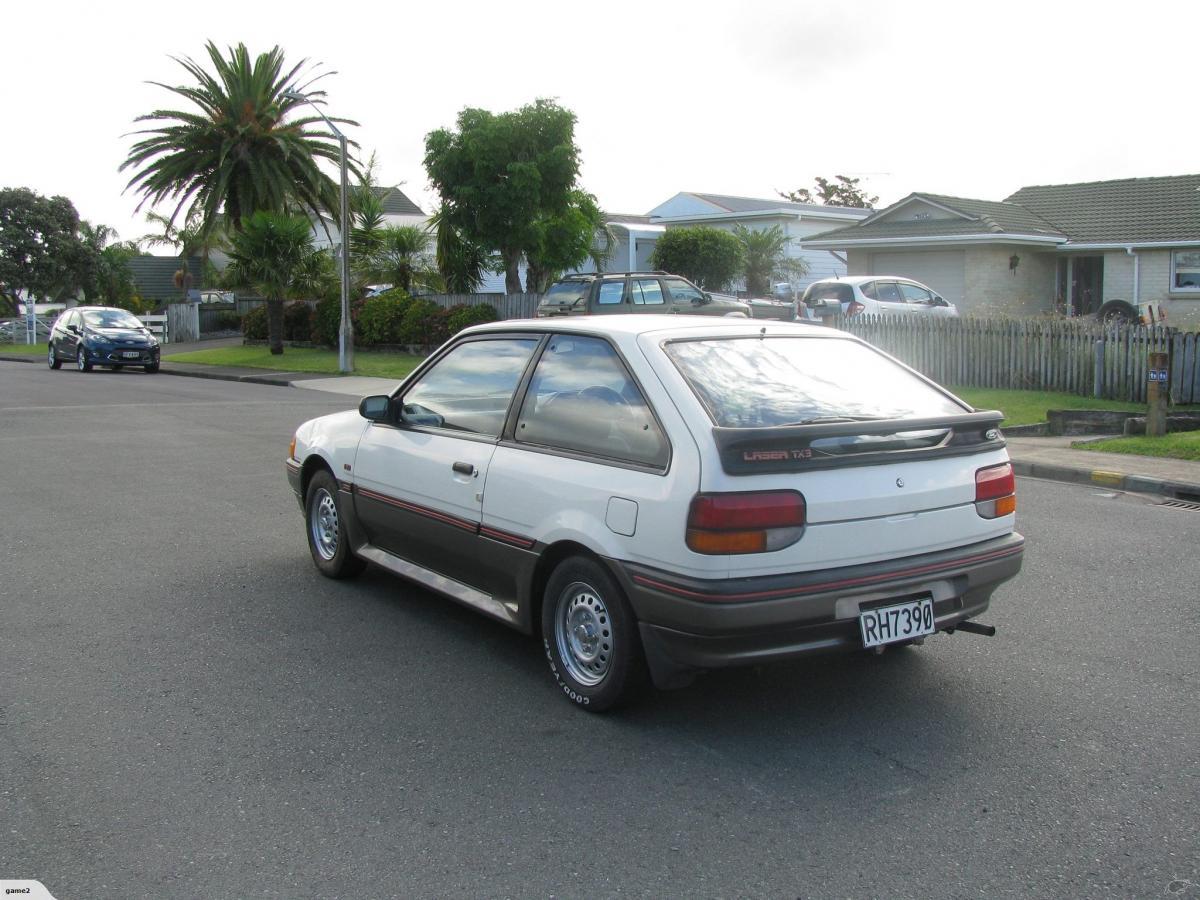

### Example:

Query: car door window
xmin=876 ymin=281 xmax=903 ymax=303
xmin=898 ymin=283 xmax=933 ymax=305
xmin=630 ymin=279 xmax=665 ymax=306
xmin=663 ymin=278 xmax=705 ymax=305
xmin=596 ymin=280 xmax=625 ymax=306
xmin=860 ymin=282 xmax=878 ymax=300
xmin=516 ymin=336 xmax=669 ymax=468
xmin=401 ymin=338 xmax=538 ymax=437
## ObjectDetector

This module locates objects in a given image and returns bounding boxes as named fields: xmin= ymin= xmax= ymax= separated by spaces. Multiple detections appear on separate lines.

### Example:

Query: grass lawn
xmin=167 ymin=345 xmax=424 ymax=380
xmin=0 ymin=342 xmax=45 ymax=355
xmin=949 ymin=386 xmax=1198 ymax=427
xmin=1072 ymin=432 xmax=1200 ymax=461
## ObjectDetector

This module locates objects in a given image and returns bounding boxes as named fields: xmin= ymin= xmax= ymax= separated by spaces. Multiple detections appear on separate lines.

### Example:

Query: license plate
xmin=859 ymin=595 xmax=935 ymax=648
xmin=121 ymin=351 xmax=141 ymax=358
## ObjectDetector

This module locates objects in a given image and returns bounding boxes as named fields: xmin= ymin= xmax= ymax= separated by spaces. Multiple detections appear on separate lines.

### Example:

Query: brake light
xmin=975 ymin=463 xmax=1016 ymax=518
xmin=686 ymin=491 xmax=806 ymax=554
xmin=847 ymin=300 xmax=865 ymax=316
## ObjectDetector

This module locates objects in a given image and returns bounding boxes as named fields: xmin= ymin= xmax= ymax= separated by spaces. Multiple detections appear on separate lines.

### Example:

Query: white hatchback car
xmin=801 ymin=276 xmax=959 ymax=320
xmin=287 ymin=316 xmax=1022 ymax=710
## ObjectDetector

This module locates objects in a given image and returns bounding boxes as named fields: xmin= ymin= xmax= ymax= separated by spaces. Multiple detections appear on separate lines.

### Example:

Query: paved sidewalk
xmin=4 ymin=348 xmax=1199 ymax=500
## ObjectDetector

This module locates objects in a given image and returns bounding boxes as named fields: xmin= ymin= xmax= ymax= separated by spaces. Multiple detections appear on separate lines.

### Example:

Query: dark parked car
xmin=47 ymin=307 xmax=161 ymax=373
xmin=536 ymin=272 xmax=792 ymax=320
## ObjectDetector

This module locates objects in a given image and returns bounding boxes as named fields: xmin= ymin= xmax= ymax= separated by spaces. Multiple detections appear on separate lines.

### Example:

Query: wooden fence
xmin=424 ymin=293 xmax=542 ymax=319
xmin=836 ymin=315 xmax=1200 ymax=404
xmin=164 ymin=303 xmax=199 ymax=343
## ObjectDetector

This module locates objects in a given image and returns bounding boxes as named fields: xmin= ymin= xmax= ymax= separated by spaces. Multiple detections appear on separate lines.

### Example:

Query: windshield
xmin=664 ymin=336 xmax=966 ymax=428
xmin=542 ymin=282 xmax=589 ymax=307
xmin=82 ymin=310 xmax=144 ymax=329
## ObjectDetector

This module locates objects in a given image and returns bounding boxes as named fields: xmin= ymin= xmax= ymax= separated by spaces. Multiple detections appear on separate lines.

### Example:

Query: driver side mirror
xmin=358 ymin=394 xmax=392 ymax=422
xmin=67 ymin=324 xmax=80 ymax=334
xmin=932 ymin=296 xmax=948 ymax=307
xmin=700 ymin=293 xmax=712 ymax=304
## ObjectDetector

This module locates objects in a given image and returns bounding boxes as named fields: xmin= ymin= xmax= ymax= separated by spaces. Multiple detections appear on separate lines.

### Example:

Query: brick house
xmin=802 ymin=174 xmax=1200 ymax=327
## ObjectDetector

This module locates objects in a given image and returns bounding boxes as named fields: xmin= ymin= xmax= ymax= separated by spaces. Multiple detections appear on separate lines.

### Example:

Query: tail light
xmin=687 ymin=491 xmax=806 ymax=554
xmin=847 ymin=300 xmax=865 ymax=316
xmin=975 ymin=463 xmax=1016 ymax=518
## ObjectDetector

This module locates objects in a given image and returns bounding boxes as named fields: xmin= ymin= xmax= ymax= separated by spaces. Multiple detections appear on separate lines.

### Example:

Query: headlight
xmin=86 ymin=335 xmax=112 ymax=348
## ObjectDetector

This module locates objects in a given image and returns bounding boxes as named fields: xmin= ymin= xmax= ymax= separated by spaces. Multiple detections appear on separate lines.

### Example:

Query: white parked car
xmin=287 ymin=316 xmax=1022 ymax=710
xmin=801 ymin=276 xmax=958 ymax=320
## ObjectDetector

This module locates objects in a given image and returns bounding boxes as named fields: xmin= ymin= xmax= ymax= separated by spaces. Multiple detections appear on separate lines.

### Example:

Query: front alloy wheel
xmin=76 ymin=346 xmax=92 ymax=372
xmin=47 ymin=343 xmax=61 ymax=369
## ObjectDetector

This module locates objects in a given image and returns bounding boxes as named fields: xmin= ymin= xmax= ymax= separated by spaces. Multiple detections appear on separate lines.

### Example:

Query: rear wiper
xmin=782 ymin=415 xmax=888 ymax=426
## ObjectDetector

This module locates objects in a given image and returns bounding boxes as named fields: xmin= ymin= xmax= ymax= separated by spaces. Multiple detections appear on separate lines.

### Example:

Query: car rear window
xmin=805 ymin=283 xmax=854 ymax=303
xmin=542 ymin=281 xmax=589 ymax=307
xmin=664 ymin=336 xmax=965 ymax=428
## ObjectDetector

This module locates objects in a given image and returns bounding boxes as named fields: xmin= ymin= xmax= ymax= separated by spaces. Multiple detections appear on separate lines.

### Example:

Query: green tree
xmin=78 ymin=222 xmax=140 ymax=309
xmin=368 ymin=225 xmax=436 ymax=294
xmin=649 ymin=226 xmax=743 ymax=291
xmin=732 ymin=224 xmax=808 ymax=296
xmin=349 ymin=153 xmax=388 ymax=262
xmin=778 ymin=175 xmax=878 ymax=209
xmin=223 ymin=212 xmax=317 ymax=354
xmin=121 ymin=41 xmax=356 ymax=236
xmin=523 ymin=189 xmax=608 ymax=293
xmin=0 ymin=187 xmax=91 ymax=314
xmin=432 ymin=206 xmax=492 ymax=294
xmin=424 ymin=99 xmax=585 ymax=293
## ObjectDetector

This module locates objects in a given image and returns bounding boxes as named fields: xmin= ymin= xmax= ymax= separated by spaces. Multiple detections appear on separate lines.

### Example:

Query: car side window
xmin=400 ymin=337 xmax=538 ymax=437
xmin=860 ymin=282 xmax=877 ymax=300
xmin=630 ymin=279 xmax=665 ymax=306
xmin=663 ymin=278 xmax=705 ymax=304
xmin=516 ymin=336 xmax=669 ymax=468
xmin=898 ymin=283 xmax=933 ymax=304
xmin=596 ymin=280 xmax=625 ymax=305
xmin=876 ymin=281 xmax=903 ymax=302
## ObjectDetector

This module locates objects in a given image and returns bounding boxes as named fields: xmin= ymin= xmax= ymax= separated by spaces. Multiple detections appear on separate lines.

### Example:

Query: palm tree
xmin=733 ymin=224 xmax=807 ymax=296
xmin=121 ymin=41 xmax=357 ymax=236
xmin=224 ymin=212 xmax=316 ymax=355
xmin=432 ymin=206 xmax=491 ymax=294
xmin=369 ymin=225 xmax=436 ymax=294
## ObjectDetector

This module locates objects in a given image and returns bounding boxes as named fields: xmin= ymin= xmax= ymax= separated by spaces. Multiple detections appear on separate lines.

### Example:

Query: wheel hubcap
xmin=310 ymin=488 xmax=339 ymax=560
xmin=77 ymin=349 xmax=85 ymax=370
xmin=555 ymin=581 xmax=612 ymax=686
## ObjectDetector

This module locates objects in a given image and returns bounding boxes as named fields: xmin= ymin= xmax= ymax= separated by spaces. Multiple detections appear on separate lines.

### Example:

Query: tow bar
xmin=949 ymin=620 xmax=997 ymax=637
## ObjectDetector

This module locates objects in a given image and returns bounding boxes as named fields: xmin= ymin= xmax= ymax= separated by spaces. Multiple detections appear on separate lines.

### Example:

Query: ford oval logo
xmin=985 ymin=428 xmax=1001 ymax=441
xmin=896 ymin=477 xmax=905 ymax=488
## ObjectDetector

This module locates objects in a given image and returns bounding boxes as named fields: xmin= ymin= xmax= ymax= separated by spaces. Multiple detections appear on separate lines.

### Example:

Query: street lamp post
xmin=284 ymin=90 xmax=352 ymax=373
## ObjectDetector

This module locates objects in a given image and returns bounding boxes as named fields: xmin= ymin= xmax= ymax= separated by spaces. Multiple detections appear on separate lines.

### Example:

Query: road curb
xmin=1010 ymin=459 xmax=1200 ymax=501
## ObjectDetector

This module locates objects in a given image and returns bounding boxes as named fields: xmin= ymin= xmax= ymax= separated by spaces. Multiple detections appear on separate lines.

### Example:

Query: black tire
xmin=76 ymin=346 xmax=92 ymax=372
xmin=541 ymin=556 xmax=647 ymax=712
xmin=1098 ymin=300 xmax=1137 ymax=324
xmin=144 ymin=362 xmax=160 ymax=373
xmin=304 ymin=469 xmax=366 ymax=579
xmin=47 ymin=343 xmax=61 ymax=370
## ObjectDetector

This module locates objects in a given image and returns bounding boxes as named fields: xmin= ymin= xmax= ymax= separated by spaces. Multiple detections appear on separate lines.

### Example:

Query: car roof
xmin=463 ymin=314 xmax=838 ymax=342
xmin=811 ymin=275 xmax=926 ymax=286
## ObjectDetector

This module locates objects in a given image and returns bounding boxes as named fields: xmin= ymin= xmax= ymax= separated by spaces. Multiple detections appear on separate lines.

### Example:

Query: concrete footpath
xmin=5 ymin=346 xmax=1199 ymax=501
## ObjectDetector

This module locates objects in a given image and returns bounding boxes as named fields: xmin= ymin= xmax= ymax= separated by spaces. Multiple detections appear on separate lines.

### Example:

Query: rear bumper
xmin=613 ymin=533 xmax=1024 ymax=687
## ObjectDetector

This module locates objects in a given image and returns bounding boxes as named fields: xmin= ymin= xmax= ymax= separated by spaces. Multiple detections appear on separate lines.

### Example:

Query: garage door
xmin=869 ymin=251 xmax=966 ymax=307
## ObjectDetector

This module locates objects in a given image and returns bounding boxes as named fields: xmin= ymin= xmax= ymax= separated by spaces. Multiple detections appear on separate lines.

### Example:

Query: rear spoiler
xmin=713 ymin=410 xmax=1006 ymax=475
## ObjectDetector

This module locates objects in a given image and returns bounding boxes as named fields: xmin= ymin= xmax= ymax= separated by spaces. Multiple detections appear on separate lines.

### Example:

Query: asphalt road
xmin=1 ymin=360 xmax=1197 ymax=899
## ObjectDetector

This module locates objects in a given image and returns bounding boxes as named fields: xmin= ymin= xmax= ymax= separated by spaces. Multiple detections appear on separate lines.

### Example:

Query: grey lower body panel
xmin=614 ymin=533 xmax=1024 ymax=687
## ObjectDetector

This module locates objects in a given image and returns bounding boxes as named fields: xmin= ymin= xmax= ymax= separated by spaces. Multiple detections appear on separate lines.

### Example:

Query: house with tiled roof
xmin=647 ymin=192 xmax=872 ymax=290
xmin=802 ymin=174 xmax=1200 ymax=325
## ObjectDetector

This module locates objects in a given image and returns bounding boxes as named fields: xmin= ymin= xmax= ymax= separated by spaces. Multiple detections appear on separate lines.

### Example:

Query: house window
xmin=1173 ymin=250 xmax=1200 ymax=292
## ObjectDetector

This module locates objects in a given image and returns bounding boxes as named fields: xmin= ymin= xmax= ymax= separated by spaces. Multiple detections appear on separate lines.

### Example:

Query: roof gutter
xmin=802 ymin=233 xmax=1065 ymax=249
xmin=1057 ymin=240 xmax=1200 ymax=250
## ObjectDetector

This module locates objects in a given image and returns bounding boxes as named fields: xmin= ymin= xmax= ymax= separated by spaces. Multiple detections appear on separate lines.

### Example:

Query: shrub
xmin=356 ymin=291 xmax=412 ymax=346
xmin=242 ymin=304 xmax=268 ymax=340
xmin=312 ymin=296 xmax=341 ymax=347
xmin=445 ymin=303 xmax=499 ymax=335
xmin=283 ymin=301 xmax=314 ymax=342
xmin=399 ymin=298 xmax=443 ymax=347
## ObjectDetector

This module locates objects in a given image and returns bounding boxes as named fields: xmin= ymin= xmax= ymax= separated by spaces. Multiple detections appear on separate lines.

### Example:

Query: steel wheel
xmin=554 ymin=580 xmax=613 ymax=687
xmin=309 ymin=486 xmax=340 ymax=561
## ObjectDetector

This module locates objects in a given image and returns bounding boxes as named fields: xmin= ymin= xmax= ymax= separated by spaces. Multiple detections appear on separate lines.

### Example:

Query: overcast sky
xmin=5 ymin=0 xmax=1196 ymax=250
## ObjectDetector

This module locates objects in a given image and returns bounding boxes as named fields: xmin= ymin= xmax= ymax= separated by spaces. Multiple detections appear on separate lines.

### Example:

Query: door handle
xmin=452 ymin=461 xmax=477 ymax=477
